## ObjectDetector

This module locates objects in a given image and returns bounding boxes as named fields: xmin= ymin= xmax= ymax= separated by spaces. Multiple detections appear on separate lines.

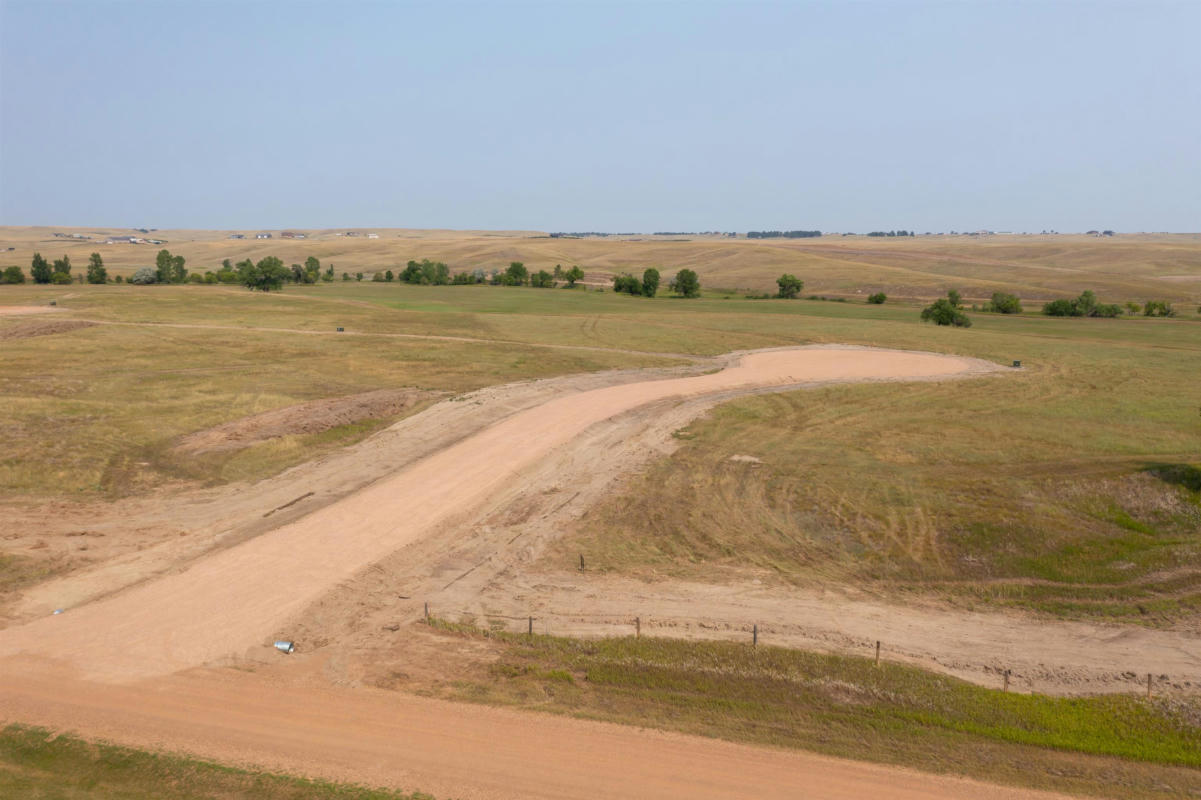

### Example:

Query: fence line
xmin=415 ymin=603 xmax=1167 ymax=697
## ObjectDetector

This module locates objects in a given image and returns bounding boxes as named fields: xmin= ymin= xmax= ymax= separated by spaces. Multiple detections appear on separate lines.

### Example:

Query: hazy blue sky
xmin=2 ymin=1 xmax=1198 ymax=232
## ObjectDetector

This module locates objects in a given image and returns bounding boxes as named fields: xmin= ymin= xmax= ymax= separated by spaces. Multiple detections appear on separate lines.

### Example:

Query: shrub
xmin=1093 ymin=303 xmax=1122 ymax=318
xmin=671 ymin=269 xmax=700 ymax=298
xmin=342 ymin=272 xmax=350 ymax=281
xmin=129 ymin=267 xmax=158 ymax=285
xmin=451 ymin=271 xmax=474 ymax=285
xmin=0 ymin=266 xmax=25 ymax=284
xmin=1144 ymin=300 xmax=1175 ymax=317
xmin=921 ymin=292 xmax=971 ymax=327
xmin=776 ymin=274 xmax=803 ymax=299
xmin=203 ymin=271 xmax=218 ymax=284
xmin=355 ymin=272 xmax=363 ymax=281
xmin=114 ymin=275 xmax=124 ymax=283
xmin=216 ymin=269 xmax=238 ymax=284
xmin=187 ymin=273 xmax=204 ymax=284
xmin=530 ymin=269 xmax=555 ymax=288
xmin=1127 ymin=302 xmax=1142 ymax=314
xmin=866 ymin=292 xmax=886 ymax=304
xmin=385 ymin=269 xmax=394 ymax=282
xmin=642 ymin=268 xmax=660 ymax=297
xmin=1043 ymin=298 xmax=1078 ymax=316
xmin=613 ymin=274 xmax=641 ymax=295
xmin=371 ymin=271 xmax=385 ymax=282
xmin=987 ymin=292 xmax=1022 ymax=314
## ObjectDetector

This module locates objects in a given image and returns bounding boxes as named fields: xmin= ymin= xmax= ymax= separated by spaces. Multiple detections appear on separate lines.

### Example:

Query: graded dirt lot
xmin=0 ymin=346 xmax=997 ymax=680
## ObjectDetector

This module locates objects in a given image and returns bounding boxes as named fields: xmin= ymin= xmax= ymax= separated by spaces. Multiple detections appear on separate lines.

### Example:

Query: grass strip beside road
xmin=424 ymin=620 xmax=1201 ymax=800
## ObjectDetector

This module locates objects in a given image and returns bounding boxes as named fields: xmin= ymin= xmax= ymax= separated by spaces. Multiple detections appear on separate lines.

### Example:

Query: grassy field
xmin=0 ymin=725 xmax=431 ymax=800
xmin=422 ymin=621 xmax=1201 ymax=800
xmin=3 ymin=225 xmax=1200 ymax=302
xmin=3 ymin=280 xmax=1201 ymax=623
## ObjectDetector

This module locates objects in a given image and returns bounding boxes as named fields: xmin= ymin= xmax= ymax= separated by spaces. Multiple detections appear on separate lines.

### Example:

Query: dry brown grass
xmin=3 ymin=225 xmax=1199 ymax=303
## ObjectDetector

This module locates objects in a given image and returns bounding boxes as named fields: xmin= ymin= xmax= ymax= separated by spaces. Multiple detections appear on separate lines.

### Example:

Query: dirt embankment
xmin=0 ymin=319 xmax=94 ymax=340
xmin=174 ymin=388 xmax=441 ymax=454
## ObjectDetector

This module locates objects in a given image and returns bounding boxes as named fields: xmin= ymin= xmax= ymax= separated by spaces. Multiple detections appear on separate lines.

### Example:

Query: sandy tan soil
xmin=0 ymin=665 xmax=1071 ymax=800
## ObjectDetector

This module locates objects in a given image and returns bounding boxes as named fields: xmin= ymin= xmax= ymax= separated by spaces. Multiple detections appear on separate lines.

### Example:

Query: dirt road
xmin=0 ymin=665 xmax=1071 ymax=800
xmin=0 ymin=346 xmax=994 ymax=681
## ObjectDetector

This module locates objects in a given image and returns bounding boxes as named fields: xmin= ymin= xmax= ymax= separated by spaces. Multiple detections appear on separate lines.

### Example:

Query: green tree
xmin=240 ymin=256 xmax=289 ymax=291
xmin=503 ymin=261 xmax=528 ymax=286
xmin=564 ymin=266 xmax=584 ymax=287
xmin=947 ymin=288 xmax=962 ymax=307
xmin=867 ymin=292 xmax=887 ymax=304
xmin=530 ymin=269 xmax=555 ymax=288
xmin=385 ymin=269 xmax=394 ymax=282
xmin=52 ymin=255 xmax=72 ymax=276
xmin=305 ymin=256 xmax=320 ymax=275
xmin=30 ymin=253 xmax=52 ymax=284
xmin=155 ymin=249 xmax=187 ymax=283
xmin=775 ymin=274 xmax=803 ymax=299
xmin=1144 ymin=300 xmax=1175 ymax=317
xmin=86 ymin=252 xmax=107 ymax=284
xmin=0 ymin=266 xmax=26 ymax=284
xmin=921 ymin=293 xmax=971 ymax=327
xmin=553 ymin=264 xmax=564 ymax=280
xmin=671 ymin=269 xmax=700 ymax=298
xmin=613 ymin=274 xmax=640 ymax=294
xmin=987 ymin=292 xmax=1022 ymax=314
xmin=642 ymin=268 xmax=660 ymax=297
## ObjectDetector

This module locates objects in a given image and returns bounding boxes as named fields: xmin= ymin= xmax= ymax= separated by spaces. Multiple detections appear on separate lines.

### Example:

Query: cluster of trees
xmin=867 ymin=292 xmax=887 ymax=304
xmin=867 ymin=230 xmax=915 ymax=237
xmin=613 ymin=268 xmax=660 ymax=297
xmin=747 ymin=230 xmax=822 ymax=239
xmin=17 ymin=252 xmax=109 ymax=285
xmin=1042 ymin=290 xmax=1123 ymax=318
xmin=669 ymin=269 xmax=700 ymax=298
xmin=921 ymin=289 xmax=971 ymax=327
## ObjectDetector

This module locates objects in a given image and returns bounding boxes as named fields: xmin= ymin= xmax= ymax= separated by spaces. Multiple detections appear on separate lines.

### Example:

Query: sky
xmin=1 ymin=0 xmax=1198 ymax=232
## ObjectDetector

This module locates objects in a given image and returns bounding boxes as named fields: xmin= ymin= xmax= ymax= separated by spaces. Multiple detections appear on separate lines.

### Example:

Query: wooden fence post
xmin=635 ymin=616 xmax=641 ymax=638
xmin=1003 ymin=670 xmax=1011 ymax=692
xmin=579 ymin=554 xmax=585 ymax=571
xmin=875 ymin=640 xmax=881 ymax=666
xmin=753 ymin=624 xmax=758 ymax=647
xmin=1147 ymin=673 xmax=1153 ymax=699
xmin=424 ymin=602 xmax=429 ymax=623
xmin=528 ymin=616 xmax=533 ymax=636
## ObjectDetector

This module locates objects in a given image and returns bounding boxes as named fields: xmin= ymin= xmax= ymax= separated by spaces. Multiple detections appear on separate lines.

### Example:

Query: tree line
xmin=746 ymin=230 xmax=821 ymax=239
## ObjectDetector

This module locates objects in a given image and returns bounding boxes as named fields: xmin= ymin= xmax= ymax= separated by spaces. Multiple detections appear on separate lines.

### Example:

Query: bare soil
xmin=173 ymin=388 xmax=440 ymax=454
xmin=0 ymin=344 xmax=1191 ymax=798
xmin=0 ymin=319 xmax=95 ymax=340
xmin=0 ymin=305 xmax=65 ymax=317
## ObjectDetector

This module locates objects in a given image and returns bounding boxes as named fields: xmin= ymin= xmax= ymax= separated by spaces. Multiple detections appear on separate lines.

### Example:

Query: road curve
xmin=0 ymin=346 xmax=996 ymax=682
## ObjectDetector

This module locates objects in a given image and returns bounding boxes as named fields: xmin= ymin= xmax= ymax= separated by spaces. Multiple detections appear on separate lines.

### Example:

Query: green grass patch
xmin=424 ymin=621 xmax=1201 ymax=800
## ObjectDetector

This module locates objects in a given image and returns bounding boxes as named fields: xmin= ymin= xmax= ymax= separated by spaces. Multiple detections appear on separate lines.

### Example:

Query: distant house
xmin=105 ymin=235 xmax=140 ymax=244
xmin=280 ymin=231 xmax=305 ymax=239
xmin=344 ymin=231 xmax=359 ymax=237
xmin=366 ymin=233 xmax=379 ymax=239
xmin=256 ymin=233 xmax=272 ymax=239
xmin=228 ymin=234 xmax=245 ymax=239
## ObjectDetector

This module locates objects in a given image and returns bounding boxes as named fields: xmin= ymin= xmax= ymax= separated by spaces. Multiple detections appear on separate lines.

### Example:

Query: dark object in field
xmin=1012 ymin=360 xmax=1021 ymax=368
xmin=336 ymin=326 xmax=344 ymax=332
xmin=273 ymin=640 xmax=295 ymax=654
xmin=48 ymin=300 xmax=56 ymax=306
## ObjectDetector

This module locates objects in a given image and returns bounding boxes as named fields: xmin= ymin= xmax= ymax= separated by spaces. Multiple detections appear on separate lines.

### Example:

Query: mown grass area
xmin=423 ymin=621 xmax=1201 ymax=800
xmin=544 ymin=295 xmax=1201 ymax=623
xmin=0 ymin=725 xmax=431 ymax=800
